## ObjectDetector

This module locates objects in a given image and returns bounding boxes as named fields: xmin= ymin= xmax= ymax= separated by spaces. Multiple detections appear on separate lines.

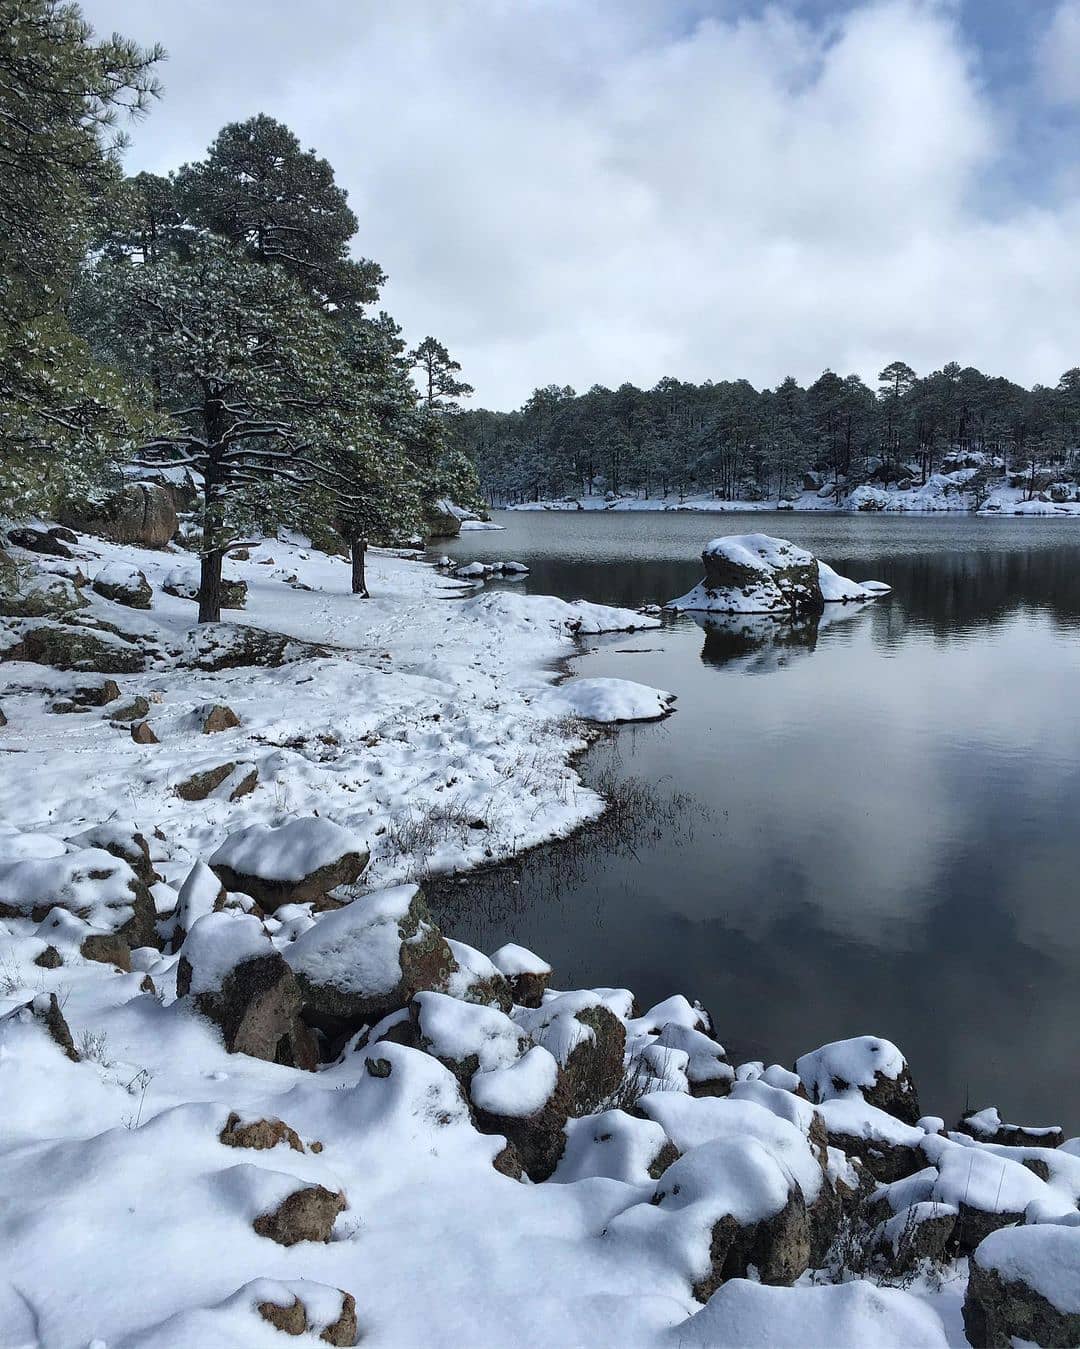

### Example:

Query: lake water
xmin=427 ymin=509 xmax=1080 ymax=1131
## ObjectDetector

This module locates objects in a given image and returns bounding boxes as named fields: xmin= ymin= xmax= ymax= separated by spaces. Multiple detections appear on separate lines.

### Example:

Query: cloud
xmin=81 ymin=0 xmax=1080 ymax=406
xmin=1037 ymin=0 xmax=1080 ymax=104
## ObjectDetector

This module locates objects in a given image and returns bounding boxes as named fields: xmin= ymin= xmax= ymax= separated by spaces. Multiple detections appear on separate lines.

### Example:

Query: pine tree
xmin=0 ymin=0 xmax=162 ymax=516
xmin=81 ymin=239 xmax=351 ymax=622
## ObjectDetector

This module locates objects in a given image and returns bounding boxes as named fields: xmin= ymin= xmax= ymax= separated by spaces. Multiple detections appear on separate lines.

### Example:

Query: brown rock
xmin=140 ymin=974 xmax=156 ymax=994
xmin=322 ymin=1292 xmax=358 ymax=1346
xmin=33 ymin=945 xmax=62 ymax=969
xmin=9 ymin=993 xmax=80 ymax=1061
xmin=110 ymin=696 xmax=150 ymax=723
xmin=7 ymin=526 xmax=71 ymax=558
xmin=252 ymin=1184 xmax=345 ymax=1246
xmin=177 ymin=951 xmax=318 ymax=1070
xmin=61 ymin=483 xmax=177 ymax=549
xmin=202 ymin=704 xmax=240 ymax=734
xmin=176 ymin=763 xmax=236 ymax=801
xmin=131 ymin=720 xmax=159 ymax=744
xmin=92 ymin=569 xmax=153 ymax=610
xmin=562 ymin=1005 xmax=627 ymax=1117
xmin=474 ymin=1066 xmax=572 ymax=1182
xmin=509 ymin=971 xmax=550 ymax=1009
xmin=80 ymin=934 xmax=132 ymax=972
xmin=258 ymin=1296 xmax=307 ymax=1336
xmin=219 ymin=1111 xmax=304 ymax=1153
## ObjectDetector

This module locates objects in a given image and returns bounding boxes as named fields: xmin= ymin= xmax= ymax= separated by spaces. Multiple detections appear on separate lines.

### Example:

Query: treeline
xmin=0 ymin=0 xmax=478 ymax=621
xmin=454 ymin=362 xmax=1080 ymax=505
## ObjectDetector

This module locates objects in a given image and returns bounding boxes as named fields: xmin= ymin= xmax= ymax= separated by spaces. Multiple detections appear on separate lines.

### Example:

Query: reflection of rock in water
xmin=693 ymin=604 xmax=870 ymax=674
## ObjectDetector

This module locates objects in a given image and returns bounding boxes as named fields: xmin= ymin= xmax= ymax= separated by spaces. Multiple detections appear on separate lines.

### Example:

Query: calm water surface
xmin=427 ymin=510 xmax=1080 ymax=1130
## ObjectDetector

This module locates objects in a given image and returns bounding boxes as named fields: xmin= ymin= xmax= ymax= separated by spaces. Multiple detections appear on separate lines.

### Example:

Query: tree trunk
xmin=198 ymin=547 xmax=223 ymax=624
xmin=351 ymin=534 xmax=369 ymax=597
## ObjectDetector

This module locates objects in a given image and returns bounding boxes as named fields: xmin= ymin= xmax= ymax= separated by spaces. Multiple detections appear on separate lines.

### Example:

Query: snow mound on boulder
xmin=210 ymin=817 xmax=366 ymax=885
xmin=667 ymin=533 xmax=890 ymax=614
xmin=543 ymin=676 xmax=675 ymax=723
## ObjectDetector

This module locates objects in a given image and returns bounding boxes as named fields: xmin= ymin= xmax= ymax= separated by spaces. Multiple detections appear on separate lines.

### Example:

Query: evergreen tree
xmin=0 ymin=0 xmax=162 ymax=516
xmin=410 ymin=337 xmax=474 ymax=410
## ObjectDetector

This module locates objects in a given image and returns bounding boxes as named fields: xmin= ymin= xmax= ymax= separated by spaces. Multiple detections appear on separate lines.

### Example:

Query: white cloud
xmin=82 ymin=0 xmax=1080 ymax=406
xmin=1038 ymin=0 xmax=1080 ymax=105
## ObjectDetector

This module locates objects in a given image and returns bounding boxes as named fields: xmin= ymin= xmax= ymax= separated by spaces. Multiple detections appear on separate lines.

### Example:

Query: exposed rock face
xmin=53 ymin=678 xmax=121 ymax=712
xmin=92 ymin=566 xmax=153 ymax=609
xmin=9 ymin=993 xmax=80 ymax=1061
xmin=562 ymin=1005 xmax=627 ymax=1116
xmin=80 ymin=933 xmax=132 ymax=971
xmin=964 ymin=1226 xmax=1080 ymax=1348
xmin=0 ymin=619 xmax=145 ymax=673
xmin=176 ymin=761 xmax=257 ymax=802
xmin=252 ymin=1184 xmax=345 ymax=1246
xmin=33 ymin=945 xmax=63 ymax=969
xmin=1 ymin=574 xmax=87 ymax=619
xmin=201 ymin=703 xmax=240 ymax=734
xmin=211 ymin=818 xmax=370 ymax=916
xmin=219 ymin=1111 xmax=304 ymax=1153
xmin=6 ymin=526 xmax=72 ymax=557
xmin=427 ymin=509 xmax=462 ymax=539
xmin=177 ymin=913 xmax=317 ymax=1069
xmin=109 ymin=695 xmax=150 ymax=723
xmin=256 ymin=1288 xmax=357 ymax=1345
xmin=874 ymin=1201 xmax=957 ymax=1273
xmin=286 ymin=885 xmax=454 ymax=1037
xmin=131 ymin=720 xmax=159 ymax=744
xmin=61 ymin=483 xmax=178 ymax=548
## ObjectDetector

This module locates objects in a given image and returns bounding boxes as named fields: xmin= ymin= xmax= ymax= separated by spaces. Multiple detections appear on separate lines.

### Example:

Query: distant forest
xmin=452 ymin=362 xmax=1080 ymax=504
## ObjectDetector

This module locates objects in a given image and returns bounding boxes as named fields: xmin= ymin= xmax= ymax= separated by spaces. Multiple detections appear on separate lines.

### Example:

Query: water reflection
xmin=429 ymin=511 xmax=1080 ymax=1130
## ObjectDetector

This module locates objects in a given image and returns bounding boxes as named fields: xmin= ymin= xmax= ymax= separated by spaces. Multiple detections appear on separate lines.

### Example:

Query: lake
xmin=427 ymin=509 xmax=1080 ymax=1131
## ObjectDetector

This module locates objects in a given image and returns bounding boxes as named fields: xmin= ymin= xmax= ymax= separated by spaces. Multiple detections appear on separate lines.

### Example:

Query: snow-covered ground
xmin=508 ymin=476 xmax=1080 ymax=517
xmin=0 ymin=532 xmax=668 ymax=887
xmin=2 ymin=527 xmax=1077 ymax=1347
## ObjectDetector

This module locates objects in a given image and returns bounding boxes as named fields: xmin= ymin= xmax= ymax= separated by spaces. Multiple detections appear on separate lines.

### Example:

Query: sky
xmin=80 ymin=0 xmax=1080 ymax=410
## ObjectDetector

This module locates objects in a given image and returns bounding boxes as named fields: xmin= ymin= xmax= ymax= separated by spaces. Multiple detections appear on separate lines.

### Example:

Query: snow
xmin=817 ymin=1098 xmax=924 ymax=1147
xmin=638 ymin=1093 xmax=824 ymax=1204
xmin=921 ymin=1134 xmax=1069 ymax=1218
xmin=490 ymin=943 xmax=552 ymax=977
xmin=209 ymin=817 xmax=367 ymax=885
xmin=0 ymin=847 xmax=140 ymax=928
xmin=669 ymin=1278 xmax=950 ymax=1347
xmin=702 ymin=533 xmax=815 ymax=570
xmin=974 ymin=1224 xmax=1080 ymax=1313
xmin=413 ymin=991 xmax=526 ymax=1072
xmin=553 ymin=1110 xmax=674 ymax=1186
xmin=817 ymin=560 xmax=892 ymax=601
xmin=796 ymin=1035 xmax=907 ymax=1100
xmin=93 ymin=560 xmax=147 ymax=589
xmin=284 ymin=885 xmax=420 ymax=997
xmin=469 ymin=1044 xmax=560 ymax=1116
xmin=541 ymin=676 xmax=675 ymax=723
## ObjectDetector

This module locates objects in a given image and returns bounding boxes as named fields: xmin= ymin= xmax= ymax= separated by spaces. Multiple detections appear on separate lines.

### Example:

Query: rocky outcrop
xmin=61 ymin=483 xmax=178 ymax=548
xmin=176 ymin=761 xmax=257 ymax=802
xmin=91 ymin=564 xmax=153 ymax=609
xmin=667 ymin=535 xmax=890 ymax=615
xmin=0 ymin=619 xmax=146 ymax=673
xmin=201 ymin=703 xmax=240 ymax=734
xmin=219 ymin=1111 xmax=304 ymax=1154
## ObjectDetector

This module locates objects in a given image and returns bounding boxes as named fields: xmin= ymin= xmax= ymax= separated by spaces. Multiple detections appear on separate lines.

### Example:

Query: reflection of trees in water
xmin=427 ymin=735 xmax=708 ymax=941
xmin=856 ymin=550 xmax=1080 ymax=643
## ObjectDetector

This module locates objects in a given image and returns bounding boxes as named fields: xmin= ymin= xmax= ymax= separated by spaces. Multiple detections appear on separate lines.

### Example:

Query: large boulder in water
xmin=667 ymin=535 xmax=823 ymax=616
xmin=667 ymin=534 xmax=889 ymax=615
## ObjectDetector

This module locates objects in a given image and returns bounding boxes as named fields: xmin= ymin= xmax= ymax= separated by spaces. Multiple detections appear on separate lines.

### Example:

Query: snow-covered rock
xmin=542 ymin=676 xmax=675 ymax=724
xmin=92 ymin=562 xmax=153 ymax=609
xmin=490 ymin=942 xmax=551 ymax=1007
xmin=797 ymin=1035 xmax=920 ymax=1123
xmin=965 ymin=1223 xmax=1080 ymax=1347
xmin=667 ymin=534 xmax=890 ymax=614
xmin=209 ymin=817 xmax=369 ymax=912
xmin=285 ymin=884 xmax=455 ymax=1034
xmin=176 ymin=911 xmax=317 ymax=1069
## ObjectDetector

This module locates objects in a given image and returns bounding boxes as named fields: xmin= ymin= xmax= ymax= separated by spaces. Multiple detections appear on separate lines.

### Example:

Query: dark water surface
xmin=428 ymin=510 xmax=1080 ymax=1130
